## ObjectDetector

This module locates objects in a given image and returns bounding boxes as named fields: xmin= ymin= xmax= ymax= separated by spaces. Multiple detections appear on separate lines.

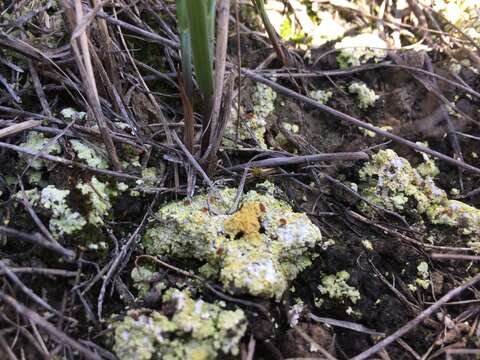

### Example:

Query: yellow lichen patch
xmin=143 ymin=183 xmax=323 ymax=299
xmin=224 ymin=202 xmax=262 ymax=243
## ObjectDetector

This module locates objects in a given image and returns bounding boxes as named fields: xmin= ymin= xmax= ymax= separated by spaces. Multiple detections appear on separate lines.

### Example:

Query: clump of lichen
xmin=224 ymin=83 xmax=277 ymax=148
xmin=359 ymin=149 xmax=480 ymax=241
xmin=70 ymin=140 xmax=109 ymax=169
xmin=19 ymin=132 xmax=61 ymax=170
xmin=112 ymin=288 xmax=247 ymax=360
xmin=309 ymin=89 xmax=333 ymax=104
xmin=61 ymin=108 xmax=87 ymax=121
xmin=409 ymin=261 xmax=430 ymax=291
xmin=41 ymin=185 xmax=86 ymax=236
xmin=274 ymin=122 xmax=300 ymax=151
xmin=15 ymin=177 xmax=126 ymax=239
xmin=335 ymin=32 xmax=387 ymax=68
xmin=76 ymin=176 xmax=121 ymax=226
xmin=143 ymin=183 xmax=323 ymax=300
xmin=15 ymin=185 xmax=86 ymax=237
xmin=317 ymin=271 xmax=360 ymax=304
xmin=348 ymin=82 xmax=379 ymax=109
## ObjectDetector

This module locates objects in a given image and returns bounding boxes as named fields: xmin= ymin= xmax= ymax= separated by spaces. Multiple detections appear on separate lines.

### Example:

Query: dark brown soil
xmin=1 ymin=1 xmax=480 ymax=359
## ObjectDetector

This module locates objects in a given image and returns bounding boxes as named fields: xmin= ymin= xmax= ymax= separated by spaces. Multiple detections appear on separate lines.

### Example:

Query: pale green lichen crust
xmin=113 ymin=288 xmax=247 ymax=360
xmin=348 ymin=82 xmax=379 ymax=109
xmin=40 ymin=185 xmax=87 ymax=236
xmin=143 ymin=183 xmax=323 ymax=300
xmin=359 ymin=149 xmax=480 ymax=240
xmin=15 ymin=177 xmax=126 ymax=239
xmin=416 ymin=261 xmax=430 ymax=290
xmin=15 ymin=185 xmax=86 ymax=237
xmin=317 ymin=271 xmax=360 ymax=304
xmin=76 ymin=176 xmax=117 ymax=226
xmin=288 ymin=299 xmax=305 ymax=327
xmin=70 ymin=140 xmax=108 ymax=169
xmin=60 ymin=107 xmax=87 ymax=121
xmin=19 ymin=131 xmax=61 ymax=170
xmin=225 ymin=83 xmax=277 ymax=148
xmin=309 ymin=89 xmax=333 ymax=104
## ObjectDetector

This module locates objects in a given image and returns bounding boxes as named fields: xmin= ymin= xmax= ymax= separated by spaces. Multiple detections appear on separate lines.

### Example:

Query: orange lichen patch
xmin=224 ymin=202 xmax=262 ymax=243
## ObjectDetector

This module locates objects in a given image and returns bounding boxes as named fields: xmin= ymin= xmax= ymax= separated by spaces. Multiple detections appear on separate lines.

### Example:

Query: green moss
xmin=279 ymin=16 xmax=305 ymax=43
xmin=113 ymin=288 xmax=247 ymax=360
xmin=143 ymin=183 xmax=323 ymax=300
xmin=318 ymin=271 xmax=360 ymax=304
xmin=359 ymin=149 xmax=480 ymax=241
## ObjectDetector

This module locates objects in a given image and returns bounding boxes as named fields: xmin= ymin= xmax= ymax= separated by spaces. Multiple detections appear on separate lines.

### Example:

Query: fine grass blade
xmin=251 ymin=0 xmax=289 ymax=66
xmin=185 ymin=0 xmax=215 ymax=101
xmin=185 ymin=0 xmax=216 ymax=153
xmin=176 ymin=0 xmax=193 ymax=98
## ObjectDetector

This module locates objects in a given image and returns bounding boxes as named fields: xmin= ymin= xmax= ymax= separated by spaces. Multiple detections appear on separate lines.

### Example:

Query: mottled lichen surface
xmin=113 ymin=288 xmax=247 ymax=360
xmin=359 ymin=149 xmax=480 ymax=241
xmin=348 ymin=82 xmax=379 ymax=109
xmin=224 ymin=83 xmax=277 ymax=148
xmin=19 ymin=131 xmax=61 ymax=170
xmin=317 ymin=271 xmax=360 ymax=305
xmin=143 ymin=183 xmax=323 ymax=300
xmin=15 ymin=176 xmax=126 ymax=240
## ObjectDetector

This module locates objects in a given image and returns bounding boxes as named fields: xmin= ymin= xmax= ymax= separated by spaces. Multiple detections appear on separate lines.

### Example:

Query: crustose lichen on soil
xmin=142 ymin=182 xmax=325 ymax=300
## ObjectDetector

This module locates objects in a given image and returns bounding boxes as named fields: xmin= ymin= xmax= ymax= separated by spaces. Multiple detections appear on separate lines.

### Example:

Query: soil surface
xmin=1 ymin=1 xmax=480 ymax=359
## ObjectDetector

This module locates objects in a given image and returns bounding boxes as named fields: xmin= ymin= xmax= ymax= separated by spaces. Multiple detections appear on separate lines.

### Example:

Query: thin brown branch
xmin=0 ymin=226 xmax=75 ymax=260
xmin=210 ymin=0 xmax=231 ymax=148
xmin=227 ymin=152 xmax=369 ymax=171
xmin=0 ymin=120 xmax=42 ymax=139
